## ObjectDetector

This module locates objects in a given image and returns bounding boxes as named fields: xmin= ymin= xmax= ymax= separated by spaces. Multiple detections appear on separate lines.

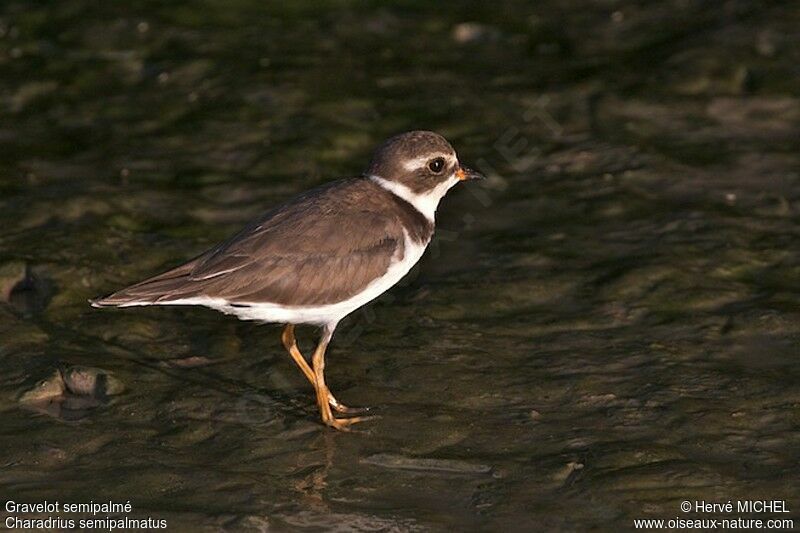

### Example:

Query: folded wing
xmin=92 ymin=179 xmax=405 ymax=307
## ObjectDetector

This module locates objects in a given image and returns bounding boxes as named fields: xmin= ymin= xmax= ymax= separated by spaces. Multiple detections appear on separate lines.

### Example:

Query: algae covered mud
xmin=1 ymin=1 xmax=798 ymax=530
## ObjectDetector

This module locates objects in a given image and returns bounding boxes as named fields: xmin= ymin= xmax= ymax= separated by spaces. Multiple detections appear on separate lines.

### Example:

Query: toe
xmin=330 ymin=403 xmax=372 ymax=415
xmin=326 ymin=415 xmax=379 ymax=431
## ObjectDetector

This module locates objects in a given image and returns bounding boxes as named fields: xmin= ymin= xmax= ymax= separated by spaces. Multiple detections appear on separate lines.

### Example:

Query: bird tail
xmin=90 ymin=260 xmax=203 ymax=308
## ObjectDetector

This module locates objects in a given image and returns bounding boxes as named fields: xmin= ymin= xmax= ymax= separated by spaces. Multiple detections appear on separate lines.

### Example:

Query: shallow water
xmin=1 ymin=1 xmax=799 ymax=531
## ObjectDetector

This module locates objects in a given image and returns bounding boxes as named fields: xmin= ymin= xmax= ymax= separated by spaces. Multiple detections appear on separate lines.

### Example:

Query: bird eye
xmin=428 ymin=157 xmax=445 ymax=173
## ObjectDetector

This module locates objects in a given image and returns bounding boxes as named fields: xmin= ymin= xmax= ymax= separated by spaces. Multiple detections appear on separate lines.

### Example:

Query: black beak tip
xmin=460 ymin=166 xmax=485 ymax=181
xmin=470 ymin=169 xmax=486 ymax=181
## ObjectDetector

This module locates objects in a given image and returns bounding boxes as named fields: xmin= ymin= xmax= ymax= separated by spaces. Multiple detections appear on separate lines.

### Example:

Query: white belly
xmin=159 ymin=231 xmax=429 ymax=327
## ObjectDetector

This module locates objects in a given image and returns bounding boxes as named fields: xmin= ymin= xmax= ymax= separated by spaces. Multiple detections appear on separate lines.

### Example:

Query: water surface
xmin=1 ymin=1 xmax=798 ymax=530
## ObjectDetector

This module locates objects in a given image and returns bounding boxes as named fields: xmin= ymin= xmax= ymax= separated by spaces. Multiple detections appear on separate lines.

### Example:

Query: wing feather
xmin=92 ymin=179 xmax=406 ymax=307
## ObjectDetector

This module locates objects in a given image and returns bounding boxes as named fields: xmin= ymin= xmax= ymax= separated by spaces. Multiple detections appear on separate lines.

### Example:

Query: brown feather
xmin=91 ymin=177 xmax=433 ymax=308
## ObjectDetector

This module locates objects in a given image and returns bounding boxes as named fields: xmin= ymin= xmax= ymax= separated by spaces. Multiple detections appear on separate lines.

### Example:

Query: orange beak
xmin=456 ymin=165 xmax=485 ymax=181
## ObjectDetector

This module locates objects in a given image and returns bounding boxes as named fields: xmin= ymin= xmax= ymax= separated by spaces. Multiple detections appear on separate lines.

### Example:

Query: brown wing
xmin=92 ymin=179 xmax=406 ymax=307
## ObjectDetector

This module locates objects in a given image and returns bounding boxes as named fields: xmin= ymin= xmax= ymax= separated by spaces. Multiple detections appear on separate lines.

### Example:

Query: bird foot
xmin=328 ymin=397 xmax=371 ymax=415
xmin=324 ymin=414 xmax=379 ymax=431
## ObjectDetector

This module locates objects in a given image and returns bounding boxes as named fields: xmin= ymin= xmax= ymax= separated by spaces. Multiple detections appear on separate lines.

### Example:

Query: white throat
xmin=369 ymin=174 xmax=459 ymax=222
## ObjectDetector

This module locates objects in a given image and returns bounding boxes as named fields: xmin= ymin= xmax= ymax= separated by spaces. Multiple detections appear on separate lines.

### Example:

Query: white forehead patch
xmin=402 ymin=153 xmax=458 ymax=171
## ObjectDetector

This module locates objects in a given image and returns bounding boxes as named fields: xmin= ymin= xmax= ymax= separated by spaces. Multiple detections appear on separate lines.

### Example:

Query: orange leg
xmin=281 ymin=324 xmax=369 ymax=416
xmin=311 ymin=324 xmax=373 ymax=430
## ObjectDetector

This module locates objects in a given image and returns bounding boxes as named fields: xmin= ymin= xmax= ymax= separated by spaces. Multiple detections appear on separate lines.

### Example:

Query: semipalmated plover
xmin=92 ymin=131 xmax=484 ymax=430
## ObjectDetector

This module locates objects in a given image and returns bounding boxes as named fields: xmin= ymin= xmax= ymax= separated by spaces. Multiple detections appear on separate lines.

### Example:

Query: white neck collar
xmin=369 ymin=174 xmax=459 ymax=222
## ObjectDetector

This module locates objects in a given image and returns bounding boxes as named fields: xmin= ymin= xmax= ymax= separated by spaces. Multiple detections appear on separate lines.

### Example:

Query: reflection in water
xmin=292 ymin=432 xmax=335 ymax=512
